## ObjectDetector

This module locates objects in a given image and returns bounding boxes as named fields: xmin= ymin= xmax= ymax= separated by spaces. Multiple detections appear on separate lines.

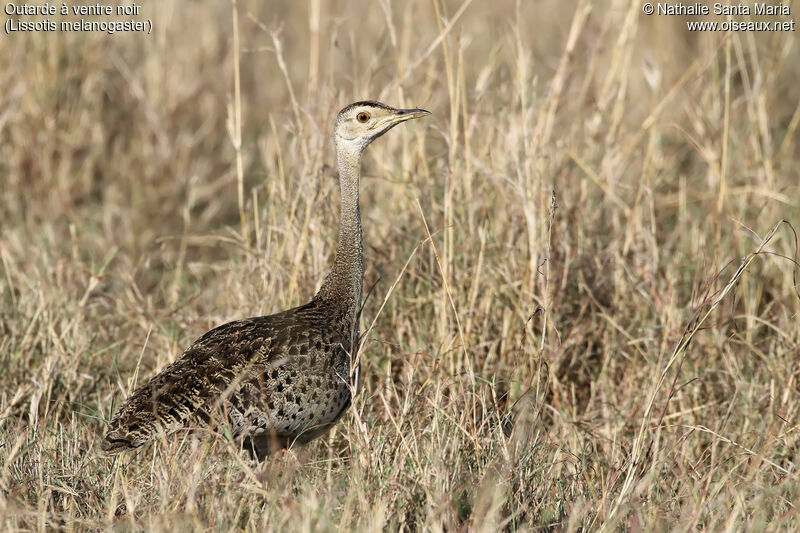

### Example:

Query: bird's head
xmin=334 ymin=101 xmax=430 ymax=153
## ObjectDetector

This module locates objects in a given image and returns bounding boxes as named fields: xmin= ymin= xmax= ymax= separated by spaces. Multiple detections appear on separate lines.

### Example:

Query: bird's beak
xmin=370 ymin=108 xmax=431 ymax=130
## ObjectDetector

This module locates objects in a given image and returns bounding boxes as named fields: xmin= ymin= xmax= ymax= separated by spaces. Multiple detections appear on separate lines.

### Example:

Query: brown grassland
xmin=1 ymin=0 xmax=800 ymax=530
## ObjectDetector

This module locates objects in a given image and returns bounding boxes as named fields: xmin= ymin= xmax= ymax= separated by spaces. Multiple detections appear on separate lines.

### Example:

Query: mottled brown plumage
xmin=102 ymin=102 xmax=430 ymax=460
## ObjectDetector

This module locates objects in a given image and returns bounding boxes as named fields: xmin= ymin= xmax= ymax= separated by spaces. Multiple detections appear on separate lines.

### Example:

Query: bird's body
xmin=102 ymin=101 xmax=429 ymax=459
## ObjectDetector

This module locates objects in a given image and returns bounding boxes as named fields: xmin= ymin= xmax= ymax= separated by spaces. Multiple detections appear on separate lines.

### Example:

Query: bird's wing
xmin=101 ymin=316 xmax=286 ymax=454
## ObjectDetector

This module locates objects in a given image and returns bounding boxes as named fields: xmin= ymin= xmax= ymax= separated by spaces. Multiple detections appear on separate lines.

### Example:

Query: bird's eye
xmin=356 ymin=112 xmax=370 ymax=123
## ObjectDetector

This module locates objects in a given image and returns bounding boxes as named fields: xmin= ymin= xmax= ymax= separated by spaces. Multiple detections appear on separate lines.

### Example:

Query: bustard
xmin=102 ymin=101 xmax=430 ymax=460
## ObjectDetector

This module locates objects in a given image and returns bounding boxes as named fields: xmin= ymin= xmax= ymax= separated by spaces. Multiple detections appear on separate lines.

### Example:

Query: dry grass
xmin=1 ymin=0 xmax=800 ymax=530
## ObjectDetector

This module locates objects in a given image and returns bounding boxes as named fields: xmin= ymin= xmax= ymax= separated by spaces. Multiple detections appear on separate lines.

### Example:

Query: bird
xmin=102 ymin=101 xmax=430 ymax=460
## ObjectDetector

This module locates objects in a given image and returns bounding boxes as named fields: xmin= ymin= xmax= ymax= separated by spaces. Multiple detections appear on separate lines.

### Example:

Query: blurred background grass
xmin=1 ymin=0 xmax=799 ymax=530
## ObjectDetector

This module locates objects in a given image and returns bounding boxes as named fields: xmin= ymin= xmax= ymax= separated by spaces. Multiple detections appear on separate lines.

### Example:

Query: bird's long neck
xmin=315 ymin=142 xmax=364 ymax=326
